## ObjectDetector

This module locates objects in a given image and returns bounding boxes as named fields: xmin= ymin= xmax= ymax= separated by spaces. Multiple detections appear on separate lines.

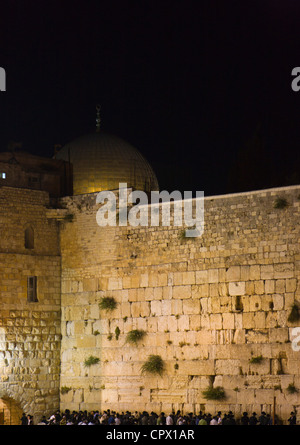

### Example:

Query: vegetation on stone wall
xmin=126 ymin=329 xmax=146 ymax=345
xmin=249 ymin=355 xmax=263 ymax=364
xmin=141 ymin=355 xmax=165 ymax=376
xmin=98 ymin=296 xmax=117 ymax=311
xmin=84 ymin=356 xmax=100 ymax=367
xmin=287 ymin=383 xmax=298 ymax=394
xmin=202 ymin=386 xmax=226 ymax=400
xmin=287 ymin=303 xmax=300 ymax=323
xmin=274 ymin=196 xmax=289 ymax=209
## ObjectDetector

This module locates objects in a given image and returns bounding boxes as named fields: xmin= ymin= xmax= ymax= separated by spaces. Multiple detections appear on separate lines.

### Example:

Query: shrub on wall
xmin=98 ymin=296 xmax=117 ymax=311
xmin=141 ymin=355 xmax=165 ymax=376
xmin=202 ymin=386 xmax=226 ymax=400
xmin=126 ymin=329 xmax=146 ymax=345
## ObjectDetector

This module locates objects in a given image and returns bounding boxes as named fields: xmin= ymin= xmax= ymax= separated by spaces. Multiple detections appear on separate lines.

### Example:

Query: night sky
xmin=1 ymin=0 xmax=300 ymax=196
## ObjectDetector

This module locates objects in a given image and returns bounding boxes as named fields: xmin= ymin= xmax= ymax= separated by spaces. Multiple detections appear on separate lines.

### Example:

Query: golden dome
xmin=56 ymin=132 xmax=159 ymax=195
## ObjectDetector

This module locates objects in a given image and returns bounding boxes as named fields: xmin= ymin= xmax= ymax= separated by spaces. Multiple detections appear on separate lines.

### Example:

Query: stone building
xmin=0 ymin=124 xmax=300 ymax=424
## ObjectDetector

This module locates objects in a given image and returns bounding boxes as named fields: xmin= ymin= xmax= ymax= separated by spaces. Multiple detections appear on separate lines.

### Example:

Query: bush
xmin=141 ymin=355 xmax=164 ymax=376
xmin=99 ymin=296 xmax=117 ymax=311
xmin=274 ymin=196 xmax=288 ymax=209
xmin=249 ymin=355 xmax=263 ymax=364
xmin=126 ymin=329 xmax=146 ymax=345
xmin=288 ymin=304 xmax=300 ymax=323
xmin=202 ymin=386 xmax=226 ymax=400
xmin=84 ymin=356 xmax=100 ymax=367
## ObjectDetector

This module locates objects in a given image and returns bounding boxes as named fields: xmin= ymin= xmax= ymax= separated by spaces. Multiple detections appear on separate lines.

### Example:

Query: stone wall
xmin=59 ymin=185 xmax=300 ymax=421
xmin=0 ymin=187 xmax=61 ymax=422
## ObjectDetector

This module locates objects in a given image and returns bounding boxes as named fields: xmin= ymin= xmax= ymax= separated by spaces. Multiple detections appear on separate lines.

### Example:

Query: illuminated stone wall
xmin=59 ymin=184 xmax=300 ymax=422
xmin=0 ymin=187 xmax=61 ymax=422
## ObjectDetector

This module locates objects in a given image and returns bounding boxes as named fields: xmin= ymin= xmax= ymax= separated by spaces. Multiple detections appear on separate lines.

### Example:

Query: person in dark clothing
xmin=20 ymin=413 xmax=27 ymax=425
xmin=258 ymin=411 xmax=267 ymax=425
xmin=249 ymin=412 xmax=258 ymax=425
xmin=288 ymin=412 xmax=297 ymax=425
xmin=240 ymin=412 xmax=249 ymax=425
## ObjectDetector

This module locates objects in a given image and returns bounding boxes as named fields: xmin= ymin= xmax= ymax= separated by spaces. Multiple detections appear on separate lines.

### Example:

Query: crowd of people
xmin=20 ymin=409 xmax=297 ymax=425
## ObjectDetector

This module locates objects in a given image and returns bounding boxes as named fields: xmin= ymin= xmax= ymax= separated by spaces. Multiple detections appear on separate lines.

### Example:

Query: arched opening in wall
xmin=24 ymin=226 xmax=34 ymax=249
xmin=0 ymin=397 xmax=24 ymax=425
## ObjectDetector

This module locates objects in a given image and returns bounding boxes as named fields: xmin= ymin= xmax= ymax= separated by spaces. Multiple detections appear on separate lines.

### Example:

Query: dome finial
xmin=96 ymin=104 xmax=101 ymax=132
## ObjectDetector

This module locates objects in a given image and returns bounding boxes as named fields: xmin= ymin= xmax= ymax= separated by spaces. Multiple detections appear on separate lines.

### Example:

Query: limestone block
xmin=156 ymin=317 xmax=168 ymax=334
xmin=246 ymin=329 xmax=268 ymax=343
xmin=122 ymin=276 xmax=131 ymax=289
xmin=131 ymin=302 xmax=142 ymax=317
xmin=233 ymin=329 xmax=245 ymax=344
xmin=195 ymin=270 xmax=208 ymax=284
xmin=210 ymin=313 xmax=222 ymax=330
xmin=222 ymin=313 xmax=235 ymax=330
xmin=128 ymin=288 xmax=138 ymax=302
xmin=254 ymin=280 xmax=265 ymax=295
xmin=249 ymin=295 xmax=262 ymax=312
xmin=209 ymin=283 xmax=219 ymax=297
xmin=108 ymin=277 xmax=122 ymax=290
xmin=140 ymin=301 xmax=151 ymax=317
xmin=83 ymin=278 xmax=97 ymax=292
xmin=218 ymin=283 xmax=229 ymax=297
xmin=286 ymin=278 xmax=297 ymax=293
xmin=167 ymin=315 xmax=178 ymax=332
xmin=162 ymin=286 xmax=172 ymax=300
xmin=269 ymin=327 xmax=289 ymax=343
xmin=229 ymin=282 xmax=245 ymax=296
xmin=272 ymin=294 xmax=284 ymax=310
xmin=265 ymin=280 xmax=275 ymax=294
xmin=182 ymin=271 xmax=195 ymax=285
xmin=226 ymin=266 xmax=241 ymax=282
xmin=140 ymin=273 xmax=148 ymax=288
xmin=153 ymin=287 xmax=163 ymax=300
xmin=249 ymin=265 xmax=260 ymax=281
xmin=171 ymin=299 xmax=183 ymax=315
xmin=172 ymin=285 xmax=191 ymax=299
xmin=254 ymin=311 xmax=266 ymax=329
xmin=178 ymin=359 xmax=215 ymax=375
xmin=260 ymin=265 xmax=274 ymax=280
xmin=130 ymin=275 xmax=140 ymax=288
xmin=208 ymin=269 xmax=219 ymax=283
xmin=177 ymin=314 xmax=190 ymax=331
xmin=242 ymin=313 xmax=255 ymax=329
xmin=150 ymin=300 xmax=162 ymax=316
xmin=215 ymin=359 xmax=241 ymax=375
xmin=274 ymin=263 xmax=294 ymax=279
xmin=182 ymin=299 xmax=200 ymax=315
xmin=121 ymin=301 xmax=131 ymax=319
xmin=275 ymin=280 xmax=285 ymax=293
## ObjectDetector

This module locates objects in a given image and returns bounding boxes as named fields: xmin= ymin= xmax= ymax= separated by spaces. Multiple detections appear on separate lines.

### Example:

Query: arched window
xmin=24 ymin=226 xmax=34 ymax=249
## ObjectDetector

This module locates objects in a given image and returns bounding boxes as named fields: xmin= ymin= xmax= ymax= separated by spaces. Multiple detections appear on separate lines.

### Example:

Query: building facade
xmin=0 ymin=131 xmax=300 ymax=424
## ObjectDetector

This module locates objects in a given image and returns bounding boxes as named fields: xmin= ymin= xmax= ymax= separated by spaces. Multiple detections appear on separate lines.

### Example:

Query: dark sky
xmin=1 ymin=0 xmax=300 ymax=195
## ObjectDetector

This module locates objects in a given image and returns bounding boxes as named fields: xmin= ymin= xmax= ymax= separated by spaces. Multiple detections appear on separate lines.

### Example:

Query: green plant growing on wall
xmin=287 ymin=383 xmax=297 ymax=394
xmin=99 ymin=296 xmax=117 ymax=311
xmin=64 ymin=213 xmax=74 ymax=222
xmin=60 ymin=386 xmax=72 ymax=394
xmin=288 ymin=304 xmax=300 ymax=323
xmin=115 ymin=326 xmax=121 ymax=340
xmin=274 ymin=196 xmax=288 ymax=209
xmin=249 ymin=355 xmax=263 ymax=364
xmin=84 ymin=356 xmax=100 ymax=367
xmin=202 ymin=386 xmax=226 ymax=400
xmin=141 ymin=355 xmax=165 ymax=376
xmin=126 ymin=329 xmax=146 ymax=345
